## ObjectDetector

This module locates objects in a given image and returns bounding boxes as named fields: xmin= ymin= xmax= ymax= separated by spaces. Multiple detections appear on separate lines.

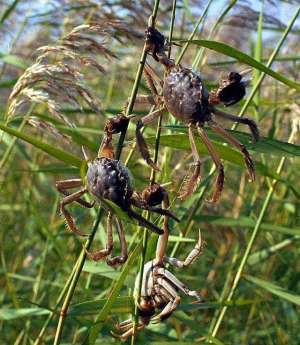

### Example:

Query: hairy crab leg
xmin=144 ymin=63 xmax=164 ymax=91
xmin=114 ymin=319 xmax=133 ymax=331
xmin=209 ymin=119 xmax=255 ymax=181
xmin=85 ymin=212 xmax=114 ymax=261
xmin=156 ymin=266 xmax=202 ymax=302
xmin=136 ymin=108 xmax=164 ymax=171
xmin=56 ymin=179 xmax=94 ymax=208
xmin=179 ymin=124 xmax=202 ymax=200
xmin=106 ymin=217 xmax=128 ymax=266
xmin=134 ymin=63 xmax=165 ymax=171
xmin=155 ymin=191 xmax=172 ymax=264
xmin=151 ymin=296 xmax=180 ymax=323
xmin=134 ymin=94 xmax=156 ymax=106
xmin=111 ymin=324 xmax=145 ymax=342
xmin=213 ymin=108 xmax=260 ymax=143
xmin=60 ymin=188 xmax=89 ymax=236
xmin=196 ymin=124 xmax=225 ymax=203
xmin=164 ymin=230 xmax=203 ymax=268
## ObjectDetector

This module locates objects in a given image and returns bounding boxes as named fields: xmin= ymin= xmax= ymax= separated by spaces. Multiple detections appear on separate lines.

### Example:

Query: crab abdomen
xmin=163 ymin=66 xmax=210 ymax=123
xmin=86 ymin=157 xmax=133 ymax=209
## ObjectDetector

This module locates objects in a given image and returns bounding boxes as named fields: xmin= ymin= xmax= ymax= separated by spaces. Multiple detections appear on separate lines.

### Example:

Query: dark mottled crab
xmin=112 ymin=198 xmax=204 ymax=341
xmin=132 ymin=26 xmax=259 ymax=202
xmin=56 ymin=135 xmax=179 ymax=266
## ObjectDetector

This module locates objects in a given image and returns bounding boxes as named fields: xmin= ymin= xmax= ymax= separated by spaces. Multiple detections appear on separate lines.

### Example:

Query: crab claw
xmin=218 ymin=71 xmax=247 ymax=107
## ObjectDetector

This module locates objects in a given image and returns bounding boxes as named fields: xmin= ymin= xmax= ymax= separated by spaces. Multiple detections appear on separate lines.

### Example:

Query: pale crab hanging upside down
xmin=112 ymin=194 xmax=204 ymax=341
xmin=131 ymin=26 xmax=260 ymax=202
xmin=55 ymin=120 xmax=179 ymax=266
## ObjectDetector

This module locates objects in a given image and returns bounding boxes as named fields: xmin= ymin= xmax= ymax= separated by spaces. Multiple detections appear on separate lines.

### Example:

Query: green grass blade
xmin=86 ymin=237 xmax=143 ymax=345
xmin=185 ymin=39 xmax=300 ymax=91
xmin=0 ymin=307 xmax=50 ymax=320
xmin=163 ymin=125 xmax=300 ymax=157
xmin=0 ymin=52 xmax=27 ymax=69
xmin=68 ymin=296 xmax=134 ymax=316
xmin=0 ymin=122 xmax=83 ymax=167
xmin=193 ymin=215 xmax=300 ymax=236
xmin=245 ymin=275 xmax=300 ymax=306
xmin=147 ymin=134 xmax=281 ymax=179
xmin=0 ymin=0 xmax=21 ymax=25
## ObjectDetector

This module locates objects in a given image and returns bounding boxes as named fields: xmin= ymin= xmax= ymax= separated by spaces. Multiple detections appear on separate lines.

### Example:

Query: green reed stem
xmin=53 ymin=209 xmax=103 ymax=345
xmin=176 ymin=0 xmax=213 ymax=65
xmin=192 ymin=0 xmax=238 ymax=69
xmin=208 ymin=7 xmax=300 ymax=338
xmin=210 ymin=131 xmax=295 ymax=339
xmin=130 ymin=3 xmax=176 ymax=344
xmin=52 ymin=2 xmax=163 ymax=343
xmin=116 ymin=1 xmax=160 ymax=161
xmin=235 ymin=5 xmax=300 ymax=122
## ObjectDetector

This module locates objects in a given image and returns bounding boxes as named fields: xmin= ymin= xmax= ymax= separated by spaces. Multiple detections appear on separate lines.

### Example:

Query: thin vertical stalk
xmin=130 ymin=3 xmax=176 ymax=344
xmin=116 ymin=1 xmax=160 ymax=160
xmin=235 ymin=5 xmax=300 ymax=123
xmin=208 ymin=7 xmax=300 ymax=339
xmin=176 ymin=0 xmax=213 ymax=64
xmin=209 ymin=127 xmax=297 ymax=339
xmin=53 ymin=209 xmax=103 ymax=345
xmin=192 ymin=0 xmax=238 ymax=69
xmin=53 ymin=2 xmax=162 ymax=343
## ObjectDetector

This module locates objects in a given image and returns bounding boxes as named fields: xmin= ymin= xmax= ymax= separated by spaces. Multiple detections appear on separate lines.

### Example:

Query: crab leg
xmin=134 ymin=94 xmax=156 ymax=106
xmin=151 ymin=296 xmax=180 ymax=323
xmin=56 ymin=179 xmax=94 ymax=208
xmin=155 ymin=191 xmax=171 ymax=263
xmin=115 ymin=318 xmax=133 ymax=331
xmin=196 ymin=124 xmax=224 ymax=203
xmin=60 ymin=188 xmax=89 ymax=236
xmin=111 ymin=324 xmax=146 ymax=342
xmin=136 ymin=108 xmax=163 ymax=171
xmin=85 ymin=212 xmax=114 ymax=261
xmin=158 ymin=267 xmax=202 ymax=301
xmin=209 ymin=119 xmax=255 ymax=181
xmin=213 ymin=108 xmax=260 ymax=143
xmin=106 ymin=218 xmax=128 ymax=266
xmin=164 ymin=230 xmax=203 ymax=268
xmin=179 ymin=124 xmax=202 ymax=200
xmin=144 ymin=63 xmax=164 ymax=92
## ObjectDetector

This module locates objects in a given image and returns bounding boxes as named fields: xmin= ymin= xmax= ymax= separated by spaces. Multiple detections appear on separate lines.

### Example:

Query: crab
xmin=131 ymin=26 xmax=259 ymax=202
xmin=56 ymin=125 xmax=179 ymax=266
xmin=112 ymin=192 xmax=204 ymax=341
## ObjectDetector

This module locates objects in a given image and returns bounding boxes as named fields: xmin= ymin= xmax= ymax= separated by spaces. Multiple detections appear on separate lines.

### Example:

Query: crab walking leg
xmin=60 ymin=188 xmax=90 ymax=236
xmin=179 ymin=124 xmax=202 ymax=200
xmin=111 ymin=324 xmax=146 ymax=342
xmin=146 ymin=206 xmax=179 ymax=222
xmin=164 ymin=230 xmax=203 ymax=268
xmin=144 ymin=63 xmax=164 ymax=92
xmin=157 ymin=267 xmax=202 ymax=302
xmin=56 ymin=179 xmax=94 ymax=208
xmin=85 ymin=212 xmax=114 ymax=261
xmin=196 ymin=124 xmax=225 ymax=203
xmin=114 ymin=319 xmax=133 ymax=331
xmin=155 ymin=191 xmax=171 ymax=263
xmin=136 ymin=108 xmax=164 ymax=171
xmin=209 ymin=119 xmax=255 ymax=182
xmin=106 ymin=217 xmax=128 ymax=266
xmin=213 ymin=108 xmax=260 ymax=143
xmin=151 ymin=296 xmax=181 ymax=323
xmin=134 ymin=94 xmax=157 ymax=106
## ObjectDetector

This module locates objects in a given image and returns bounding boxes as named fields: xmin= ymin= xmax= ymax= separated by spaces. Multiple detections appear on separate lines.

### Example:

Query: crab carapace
xmin=132 ymin=26 xmax=259 ymax=202
xmin=56 ymin=130 xmax=179 ymax=266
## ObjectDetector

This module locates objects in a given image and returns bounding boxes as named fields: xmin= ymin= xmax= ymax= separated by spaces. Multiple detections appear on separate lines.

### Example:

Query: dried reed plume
xmin=7 ymin=23 xmax=118 ymax=141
